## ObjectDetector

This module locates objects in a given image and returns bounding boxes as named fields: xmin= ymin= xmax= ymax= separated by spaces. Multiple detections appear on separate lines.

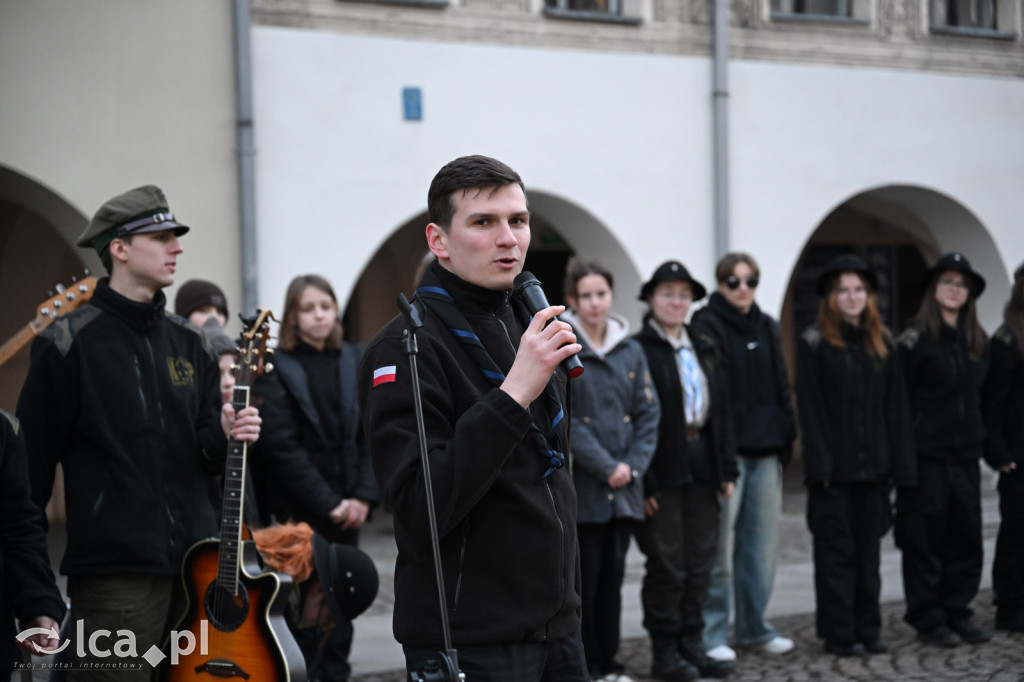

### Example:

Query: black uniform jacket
xmin=357 ymin=264 xmax=581 ymax=647
xmin=633 ymin=321 xmax=738 ymax=495
xmin=898 ymin=323 xmax=988 ymax=462
xmin=981 ymin=324 xmax=1024 ymax=470
xmin=797 ymin=324 xmax=916 ymax=487
xmin=17 ymin=279 xmax=227 ymax=576
xmin=253 ymin=342 xmax=379 ymax=539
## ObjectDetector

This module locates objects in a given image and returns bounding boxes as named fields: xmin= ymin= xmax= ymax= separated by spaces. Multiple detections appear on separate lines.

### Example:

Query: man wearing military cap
xmin=16 ymin=185 xmax=262 ymax=681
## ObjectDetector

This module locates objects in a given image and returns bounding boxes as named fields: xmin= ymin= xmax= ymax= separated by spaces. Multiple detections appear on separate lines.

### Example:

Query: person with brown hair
xmin=562 ymin=257 xmax=660 ymax=682
xmin=691 ymin=252 xmax=795 ymax=662
xmin=981 ymin=260 xmax=1024 ymax=634
xmin=796 ymin=253 xmax=915 ymax=656
xmin=251 ymin=273 xmax=378 ymax=681
xmin=896 ymin=252 xmax=990 ymax=647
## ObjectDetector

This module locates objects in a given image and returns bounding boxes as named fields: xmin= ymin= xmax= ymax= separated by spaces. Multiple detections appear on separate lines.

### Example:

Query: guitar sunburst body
xmin=168 ymin=539 xmax=305 ymax=681
xmin=162 ymin=310 xmax=305 ymax=681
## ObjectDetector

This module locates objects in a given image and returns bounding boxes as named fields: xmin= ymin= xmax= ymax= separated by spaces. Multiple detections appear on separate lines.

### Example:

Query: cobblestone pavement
xmin=352 ymin=590 xmax=1024 ymax=682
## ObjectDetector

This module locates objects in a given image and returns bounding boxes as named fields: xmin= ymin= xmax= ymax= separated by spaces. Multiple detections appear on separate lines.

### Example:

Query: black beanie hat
xmin=175 ymin=279 xmax=229 ymax=320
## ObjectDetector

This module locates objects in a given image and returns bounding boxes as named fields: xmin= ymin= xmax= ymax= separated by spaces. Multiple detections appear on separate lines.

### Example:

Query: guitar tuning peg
xmin=264 ymin=362 xmax=274 ymax=374
xmin=266 ymin=348 xmax=275 ymax=355
xmin=56 ymin=283 xmax=66 ymax=293
xmin=47 ymin=290 xmax=54 ymax=298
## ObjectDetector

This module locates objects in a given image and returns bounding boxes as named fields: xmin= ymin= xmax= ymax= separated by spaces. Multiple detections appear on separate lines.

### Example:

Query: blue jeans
xmin=702 ymin=455 xmax=782 ymax=648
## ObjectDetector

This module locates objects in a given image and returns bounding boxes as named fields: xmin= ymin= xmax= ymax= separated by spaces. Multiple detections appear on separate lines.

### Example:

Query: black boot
xmin=649 ymin=635 xmax=699 ymax=682
xmin=679 ymin=638 xmax=734 ymax=678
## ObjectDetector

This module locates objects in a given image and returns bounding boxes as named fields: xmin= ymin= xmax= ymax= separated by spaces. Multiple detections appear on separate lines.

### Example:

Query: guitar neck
xmin=0 ymin=320 xmax=41 ymax=368
xmin=216 ymin=384 xmax=251 ymax=595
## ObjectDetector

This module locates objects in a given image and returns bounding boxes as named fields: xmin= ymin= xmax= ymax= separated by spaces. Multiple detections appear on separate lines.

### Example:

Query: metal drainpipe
xmin=713 ymin=0 xmax=730 ymax=259
xmin=233 ymin=0 xmax=259 ymax=315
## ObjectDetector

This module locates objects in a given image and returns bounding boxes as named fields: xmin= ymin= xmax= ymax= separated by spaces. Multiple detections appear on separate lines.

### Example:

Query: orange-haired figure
xmin=252 ymin=523 xmax=379 ymax=681
xmin=796 ymin=253 xmax=916 ymax=656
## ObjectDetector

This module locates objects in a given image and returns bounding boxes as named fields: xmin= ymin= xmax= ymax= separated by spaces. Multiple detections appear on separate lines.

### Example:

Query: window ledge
xmin=340 ymin=0 xmax=448 ymax=9
xmin=542 ymin=8 xmax=642 ymax=26
xmin=770 ymin=11 xmax=869 ymax=27
xmin=929 ymin=25 xmax=1017 ymax=41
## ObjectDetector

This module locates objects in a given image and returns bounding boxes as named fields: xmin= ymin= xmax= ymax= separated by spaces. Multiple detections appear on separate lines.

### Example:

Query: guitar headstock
xmin=233 ymin=309 xmax=276 ymax=387
xmin=35 ymin=275 xmax=98 ymax=324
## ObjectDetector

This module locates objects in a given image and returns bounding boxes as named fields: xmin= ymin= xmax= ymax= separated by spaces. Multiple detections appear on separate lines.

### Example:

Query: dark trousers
xmin=993 ymin=467 xmax=1024 ymax=619
xmin=635 ymin=483 xmax=720 ymax=642
xmin=403 ymin=630 xmax=588 ymax=682
xmin=578 ymin=519 xmax=634 ymax=677
xmin=895 ymin=458 xmax=983 ymax=632
xmin=807 ymin=482 xmax=887 ymax=644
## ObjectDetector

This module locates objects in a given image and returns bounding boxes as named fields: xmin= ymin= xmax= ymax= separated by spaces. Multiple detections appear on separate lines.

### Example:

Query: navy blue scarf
xmin=415 ymin=267 xmax=566 ymax=477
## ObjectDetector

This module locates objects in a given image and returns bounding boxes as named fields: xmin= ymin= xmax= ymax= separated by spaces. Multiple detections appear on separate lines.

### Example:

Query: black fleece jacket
xmin=1 ymin=410 xmax=66 ymax=673
xmin=898 ymin=322 xmax=988 ymax=462
xmin=357 ymin=263 xmax=580 ymax=647
xmin=982 ymin=324 xmax=1024 ymax=470
xmin=252 ymin=340 xmax=379 ymax=542
xmin=690 ymin=293 xmax=795 ymax=464
xmin=797 ymin=324 xmax=916 ymax=487
xmin=17 ymin=279 xmax=226 ymax=576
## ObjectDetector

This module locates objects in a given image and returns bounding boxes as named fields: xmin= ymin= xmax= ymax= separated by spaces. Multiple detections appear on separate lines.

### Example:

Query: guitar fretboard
xmin=216 ymin=385 xmax=250 ymax=594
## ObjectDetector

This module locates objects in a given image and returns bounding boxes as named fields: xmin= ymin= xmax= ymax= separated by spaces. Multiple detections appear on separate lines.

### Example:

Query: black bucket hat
xmin=815 ymin=253 xmax=879 ymax=296
xmin=638 ymin=260 xmax=707 ymax=302
xmin=311 ymin=535 xmax=379 ymax=622
xmin=927 ymin=252 xmax=986 ymax=298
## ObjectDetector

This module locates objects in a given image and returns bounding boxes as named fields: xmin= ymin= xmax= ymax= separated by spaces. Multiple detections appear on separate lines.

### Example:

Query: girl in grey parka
xmin=563 ymin=258 xmax=661 ymax=682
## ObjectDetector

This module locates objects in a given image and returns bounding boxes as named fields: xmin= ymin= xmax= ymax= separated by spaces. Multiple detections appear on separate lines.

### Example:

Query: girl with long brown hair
xmin=895 ymin=252 xmax=990 ymax=647
xmin=797 ymin=253 xmax=915 ymax=656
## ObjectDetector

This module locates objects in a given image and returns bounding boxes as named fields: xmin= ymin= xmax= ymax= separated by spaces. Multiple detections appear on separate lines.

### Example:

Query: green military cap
xmin=77 ymin=185 xmax=190 ymax=254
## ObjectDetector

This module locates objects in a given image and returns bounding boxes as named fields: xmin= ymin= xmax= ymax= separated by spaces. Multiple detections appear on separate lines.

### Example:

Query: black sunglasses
xmin=725 ymin=275 xmax=759 ymax=290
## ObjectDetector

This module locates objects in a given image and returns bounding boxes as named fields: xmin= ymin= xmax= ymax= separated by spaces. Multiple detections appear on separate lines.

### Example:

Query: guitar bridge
xmin=194 ymin=659 xmax=250 ymax=679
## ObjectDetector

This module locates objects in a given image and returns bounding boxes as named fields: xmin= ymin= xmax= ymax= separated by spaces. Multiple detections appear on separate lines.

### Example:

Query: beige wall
xmin=0 ymin=0 xmax=242 ymax=342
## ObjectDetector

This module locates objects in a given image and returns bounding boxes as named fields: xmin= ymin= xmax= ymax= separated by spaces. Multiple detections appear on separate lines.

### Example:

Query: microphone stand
xmin=397 ymin=294 xmax=462 ymax=682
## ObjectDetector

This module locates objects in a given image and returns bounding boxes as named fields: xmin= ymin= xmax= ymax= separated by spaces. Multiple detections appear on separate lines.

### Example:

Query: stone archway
xmin=341 ymin=190 xmax=644 ymax=344
xmin=0 ymin=165 xmax=94 ymax=411
xmin=781 ymin=184 xmax=1006 ymax=360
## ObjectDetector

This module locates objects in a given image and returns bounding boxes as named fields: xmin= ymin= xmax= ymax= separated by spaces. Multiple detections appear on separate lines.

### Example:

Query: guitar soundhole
xmin=204 ymin=582 xmax=250 ymax=632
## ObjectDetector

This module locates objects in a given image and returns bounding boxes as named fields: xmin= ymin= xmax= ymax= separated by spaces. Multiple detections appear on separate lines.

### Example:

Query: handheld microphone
xmin=512 ymin=271 xmax=585 ymax=380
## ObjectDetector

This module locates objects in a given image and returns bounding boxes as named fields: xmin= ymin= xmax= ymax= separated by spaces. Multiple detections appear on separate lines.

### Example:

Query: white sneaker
xmin=706 ymin=644 xmax=737 ymax=661
xmin=761 ymin=635 xmax=795 ymax=655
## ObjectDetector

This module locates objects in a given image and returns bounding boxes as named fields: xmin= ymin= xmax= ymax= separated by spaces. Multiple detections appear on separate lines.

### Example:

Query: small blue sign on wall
xmin=403 ymin=87 xmax=423 ymax=121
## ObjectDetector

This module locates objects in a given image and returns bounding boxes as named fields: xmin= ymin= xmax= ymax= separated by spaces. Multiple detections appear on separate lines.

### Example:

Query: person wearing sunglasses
xmin=796 ymin=253 xmax=915 ymax=656
xmin=690 ymin=253 xmax=796 ymax=663
xmin=896 ymin=252 xmax=990 ymax=648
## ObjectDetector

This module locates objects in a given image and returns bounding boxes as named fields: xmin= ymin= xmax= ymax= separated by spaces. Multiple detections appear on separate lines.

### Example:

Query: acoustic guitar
xmin=163 ymin=310 xmax=306 ymax=681
xmin=0 ymin=275 xmax=97 ymax=367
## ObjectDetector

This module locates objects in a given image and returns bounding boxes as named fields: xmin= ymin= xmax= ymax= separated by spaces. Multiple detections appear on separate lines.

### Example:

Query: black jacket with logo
xmin=357 ymin=263 xmax=580 ymax=647
xmin=690 ymin=293 xmax=795 ymax=465
xmin=17 ymin=279 xmax=226 ymax=576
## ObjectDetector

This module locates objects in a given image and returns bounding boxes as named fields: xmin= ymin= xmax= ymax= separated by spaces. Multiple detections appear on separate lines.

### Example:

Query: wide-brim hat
xmin=815 ymin=253 xmax=879 ymax=296
xmin=926 ymin=252 xmax=986 ymax=298
xmin=311 ymin=535 xmax=379 ymax=622
xmin=77 ymin=184 xmax=189 ymax=252
xmin=638 ymin=260 xmax=707 ymax=302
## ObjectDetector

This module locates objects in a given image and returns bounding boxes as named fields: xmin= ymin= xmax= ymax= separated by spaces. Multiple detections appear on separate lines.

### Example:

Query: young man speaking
xmin=358 ymin=156 xmax=588 ymax=681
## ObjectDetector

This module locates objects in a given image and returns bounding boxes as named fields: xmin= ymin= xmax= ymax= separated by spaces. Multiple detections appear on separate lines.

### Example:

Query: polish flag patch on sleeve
xmin=373 ymin=365 xmax=398 ymax=387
